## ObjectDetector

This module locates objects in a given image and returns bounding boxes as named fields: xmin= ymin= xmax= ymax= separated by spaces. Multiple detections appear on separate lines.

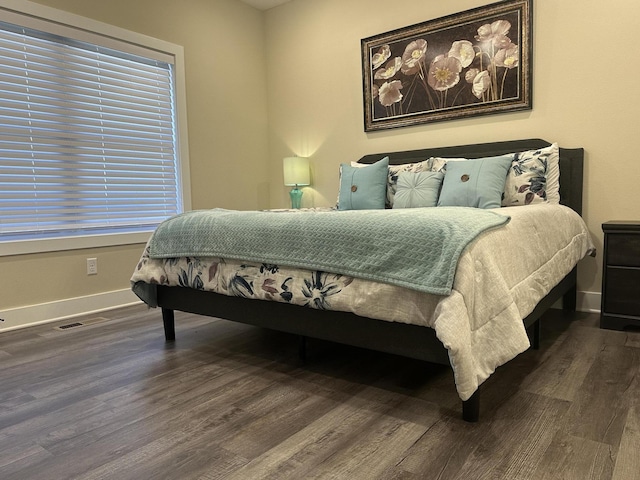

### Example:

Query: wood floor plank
xmin=612 ymin=378 xmax=640 ymax=480
xmin=520 ymin=323 xmax=607 ymax=401
xmin=389 ymin=415 xmax=484 ymax=479
xmin=73 ymin=425 xmax=249 ymax=480
xmin=0 ymin=441 xmax=52 ymax=477
xmin=40 ymin=361 xmax=287 ymax=459
xmin=562 ymin=344 xmax=640 ymax=446
xmin=612 ymin=409 xmax=640 ymax=480
xmin=531 ymin=432 xmax=615 ymax=480
xmin=0 ymin=348 xmax=186 ymax=430
xmin=3 ymin=375 xmax=259 ymax=478
xmin=224 ymin=385 xmax=440 ymax=480
xmin=626 ymin=331 xmax=640 ymax=349
xmin=451 ymin=390 xmax=571 ymax=480
xmin=0 ymin=396 xmax=112 ymax=450
xmin=301 ymin=398 xmax=435 ymax=480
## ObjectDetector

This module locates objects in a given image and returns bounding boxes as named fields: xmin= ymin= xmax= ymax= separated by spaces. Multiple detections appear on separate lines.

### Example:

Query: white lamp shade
xmin=283 ymin=156 xmax=310 ymax=186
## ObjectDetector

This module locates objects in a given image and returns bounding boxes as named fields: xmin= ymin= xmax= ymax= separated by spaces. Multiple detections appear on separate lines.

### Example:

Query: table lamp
xmin=283 ymin=156 xmax=310 ymax=208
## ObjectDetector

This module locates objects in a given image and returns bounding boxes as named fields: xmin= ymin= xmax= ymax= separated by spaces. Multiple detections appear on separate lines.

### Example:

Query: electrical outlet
xmin=87 ymin=258 xmax=98 ymax=275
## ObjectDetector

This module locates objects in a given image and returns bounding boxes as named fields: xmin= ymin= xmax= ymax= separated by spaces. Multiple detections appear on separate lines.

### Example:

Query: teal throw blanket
xmin=148 ymin=207 xmax=510 ymax=295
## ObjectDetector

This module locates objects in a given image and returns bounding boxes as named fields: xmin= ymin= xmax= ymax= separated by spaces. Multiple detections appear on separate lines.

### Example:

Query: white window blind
xmin=0 ymin=19 xmax=181 ymax=242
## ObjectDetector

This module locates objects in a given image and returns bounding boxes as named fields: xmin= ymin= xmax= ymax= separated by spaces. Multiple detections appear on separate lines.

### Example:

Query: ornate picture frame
xmin=362 ymin=0 xmax=532 ymax=132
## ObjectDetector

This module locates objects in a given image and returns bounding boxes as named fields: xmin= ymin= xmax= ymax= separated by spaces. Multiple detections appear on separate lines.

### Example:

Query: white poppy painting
xmin=362 ymin=0 xmax=532 ymax=131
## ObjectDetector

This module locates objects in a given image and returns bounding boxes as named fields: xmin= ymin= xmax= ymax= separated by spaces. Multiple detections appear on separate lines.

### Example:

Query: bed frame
xmin=156 ymin=138 xmax=584 ymax=422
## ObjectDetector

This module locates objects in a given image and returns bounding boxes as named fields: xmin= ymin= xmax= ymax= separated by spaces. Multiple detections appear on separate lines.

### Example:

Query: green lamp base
xmin=289 ymin=187 xmax=303 ymax=209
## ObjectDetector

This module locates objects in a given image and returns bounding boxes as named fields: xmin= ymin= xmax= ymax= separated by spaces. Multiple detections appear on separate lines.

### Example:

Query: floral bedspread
xmin=132 ymin=249 xmax=439 ymax=326
xmin=145 ymin=206 xmax=510 ymax=295
xmin=131 ymin=204 xmax=594 ymax=401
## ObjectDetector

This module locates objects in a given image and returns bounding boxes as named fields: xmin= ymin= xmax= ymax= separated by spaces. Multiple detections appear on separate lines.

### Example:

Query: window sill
xmin=0 ymin=231 xmax=152 ymax=256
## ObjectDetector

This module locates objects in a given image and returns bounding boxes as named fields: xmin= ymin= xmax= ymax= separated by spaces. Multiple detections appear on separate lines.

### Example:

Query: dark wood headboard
xmin=358 ymin=139 xmax=584 ymax=216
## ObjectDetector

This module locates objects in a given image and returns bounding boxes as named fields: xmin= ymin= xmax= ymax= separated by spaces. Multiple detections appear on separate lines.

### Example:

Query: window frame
xmin=0 ymin=0 xmax=191 ymax=257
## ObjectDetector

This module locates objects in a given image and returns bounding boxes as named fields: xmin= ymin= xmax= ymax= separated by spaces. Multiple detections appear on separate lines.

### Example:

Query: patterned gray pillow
xmin=393 ymin=171 xmax=444 ymax=208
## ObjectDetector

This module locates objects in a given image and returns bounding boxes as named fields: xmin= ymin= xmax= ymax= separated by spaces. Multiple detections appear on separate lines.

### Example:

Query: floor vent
xmin=54 ymin=317 xmax=109 ymax=331
xmin=55 ymin=322 xmax=84 ymax=330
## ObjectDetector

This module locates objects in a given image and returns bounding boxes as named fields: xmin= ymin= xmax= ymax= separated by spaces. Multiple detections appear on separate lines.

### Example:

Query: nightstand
xmin=600 ymin=221 xmax=640 ymax=330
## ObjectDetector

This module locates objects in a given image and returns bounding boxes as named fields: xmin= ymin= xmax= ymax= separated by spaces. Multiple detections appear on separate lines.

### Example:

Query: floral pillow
xmin=502 ymin=143 xmax=560 ymax=206
xmin=424 ymin=156 xmax=464 ymax=173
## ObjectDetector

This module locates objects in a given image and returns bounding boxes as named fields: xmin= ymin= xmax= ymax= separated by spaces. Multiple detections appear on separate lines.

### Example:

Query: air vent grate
xmin=55 ymin=322 xmax=84 ymax=330
xmin=53 ymin=317 xmax=109 ymax=331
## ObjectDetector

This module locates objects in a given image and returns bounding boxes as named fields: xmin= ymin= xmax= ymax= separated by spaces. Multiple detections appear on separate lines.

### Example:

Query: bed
xmin=131 ymin=138 xmax=594 ymax=422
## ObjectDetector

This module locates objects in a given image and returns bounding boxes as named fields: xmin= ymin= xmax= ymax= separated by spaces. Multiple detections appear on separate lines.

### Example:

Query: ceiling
xmin=239 ymin=0 xmax=293 ymax=10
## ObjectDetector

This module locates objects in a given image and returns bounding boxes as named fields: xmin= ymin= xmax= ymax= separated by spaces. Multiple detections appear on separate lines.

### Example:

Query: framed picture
xmin=361 ymin=0 xmax=532 ymax=132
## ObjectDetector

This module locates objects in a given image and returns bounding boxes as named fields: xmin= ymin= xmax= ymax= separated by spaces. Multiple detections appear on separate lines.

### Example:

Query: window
xmin=0 ymin=2 xmax=190 ymax=256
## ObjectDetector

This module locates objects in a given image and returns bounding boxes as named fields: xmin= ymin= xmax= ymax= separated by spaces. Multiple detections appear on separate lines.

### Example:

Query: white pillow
xmin=424 ymin=156 xmax=464 ymax=173
xmin=545 ymin=143 xmax=561 ymax=204
xmin=502 ymin=143 xmax=560 ymax=206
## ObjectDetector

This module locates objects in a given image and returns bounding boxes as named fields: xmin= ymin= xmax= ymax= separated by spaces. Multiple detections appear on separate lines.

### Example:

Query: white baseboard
xmin=0 ymin=289 xmax=142 ymax=333
xmin=577 ymin=291 xmax=601 ymax=313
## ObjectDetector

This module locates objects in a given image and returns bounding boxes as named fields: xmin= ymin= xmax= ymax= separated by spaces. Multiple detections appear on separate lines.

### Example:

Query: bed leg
xmin=298 ymin=335 xmax=307 ymax=363
xmin=532 ymin=319 xmax=541 ymax=350
xmin=562 ymin=268 xmax=578 ymax=311
xmin=462 ymin=390 xmax=480 ymax=422
xmin=562 ymin=284 xmax=577 ymax=311
xmin=162 ymin=308 xmax=175 ymax=341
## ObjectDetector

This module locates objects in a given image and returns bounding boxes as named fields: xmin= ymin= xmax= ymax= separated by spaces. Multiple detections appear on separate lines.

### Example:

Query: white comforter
xmin=131 ymin=204 xmax=594 ymax=401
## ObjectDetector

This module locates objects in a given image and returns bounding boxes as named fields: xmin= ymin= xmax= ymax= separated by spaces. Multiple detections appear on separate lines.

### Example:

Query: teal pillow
xmin=338 ymin=156 xmax=389 ymax=210
xmin=438 ymin=154 xmax=514 ymax=209
xmin=392 ymin=171 xmax=444 ymax=208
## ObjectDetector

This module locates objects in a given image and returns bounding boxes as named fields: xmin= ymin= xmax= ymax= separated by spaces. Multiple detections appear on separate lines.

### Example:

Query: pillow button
xmin=351 ymin=185 xmax=358 ymax=192
xmin=461 ymin=174 xmax=470 ymax=182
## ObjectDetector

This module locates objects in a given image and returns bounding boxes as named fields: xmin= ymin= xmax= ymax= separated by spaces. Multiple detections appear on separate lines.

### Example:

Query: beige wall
xmin=0 ymin=0 xmax=269 ymax=310
xmin=264 ymin=0 xmax=640 ymax=295
xmin=3 ymin=0 xmax=636 ymax=314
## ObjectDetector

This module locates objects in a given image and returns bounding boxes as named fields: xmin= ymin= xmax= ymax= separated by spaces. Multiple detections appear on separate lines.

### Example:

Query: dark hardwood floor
xmin=0 ymin=304 xmax=639 ymax=479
